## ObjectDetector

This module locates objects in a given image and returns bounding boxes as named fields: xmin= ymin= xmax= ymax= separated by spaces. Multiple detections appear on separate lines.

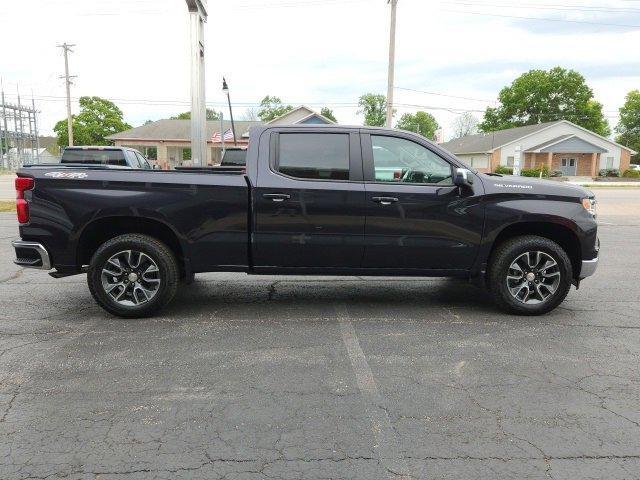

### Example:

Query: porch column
xmin=591 ymin=152 xmax=598 ymax=177
xmin=157 ymin=144 xmax=168 ymax=170
xmin=547 ymin=152 xmax=553 ymax=170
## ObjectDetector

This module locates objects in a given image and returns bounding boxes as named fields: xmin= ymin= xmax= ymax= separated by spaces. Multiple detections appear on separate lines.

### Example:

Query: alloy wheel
xmin=506 ymin=251 xmax=561 ymax=305
xmin=100 ymin=250 xmax=161 ymax=306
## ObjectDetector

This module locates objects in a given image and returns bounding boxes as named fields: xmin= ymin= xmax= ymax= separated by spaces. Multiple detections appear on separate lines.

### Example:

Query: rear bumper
xmin=579 ymin=257 xmax=598 ymax=279
xmin=12 ymin=240 xmax=52 ymax=270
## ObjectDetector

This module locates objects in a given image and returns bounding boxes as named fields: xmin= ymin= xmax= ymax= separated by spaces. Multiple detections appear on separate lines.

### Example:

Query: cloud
xmin=2 ymin=0 xmax=638 ymax=134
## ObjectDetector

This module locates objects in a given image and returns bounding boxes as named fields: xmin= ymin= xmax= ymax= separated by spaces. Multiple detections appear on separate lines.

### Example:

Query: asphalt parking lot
xmin=1 ymin=189 xmax=639 ymax=480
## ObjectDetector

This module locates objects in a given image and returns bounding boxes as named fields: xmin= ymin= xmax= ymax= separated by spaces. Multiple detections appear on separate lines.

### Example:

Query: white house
xmin=441 ymin=120 xmax=635 ymax=176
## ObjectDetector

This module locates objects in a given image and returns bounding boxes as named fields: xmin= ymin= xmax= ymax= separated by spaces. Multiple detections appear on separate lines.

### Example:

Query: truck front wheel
xmin=87 ymin=234 xmax=179 ymax=318
xmin=488 ymin=235 xmax=573 ymax=315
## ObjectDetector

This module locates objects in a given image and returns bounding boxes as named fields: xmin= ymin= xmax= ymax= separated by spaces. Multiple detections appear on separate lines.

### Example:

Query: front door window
xmin=560 ymin=157 xmax=577 ymax=175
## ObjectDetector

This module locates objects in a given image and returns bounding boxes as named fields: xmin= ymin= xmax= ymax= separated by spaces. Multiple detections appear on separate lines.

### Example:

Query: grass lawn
xmin=0 ymin=201 xmax=15 ymax=212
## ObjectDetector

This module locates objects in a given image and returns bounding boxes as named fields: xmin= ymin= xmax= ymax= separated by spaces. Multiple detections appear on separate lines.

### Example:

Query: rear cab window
xmin=275 ymin=133 xmax=350 ymax=181
xmin=61 ymin=149 xmax=127 ymax=167
xmin=221 ymin=149 xmax=247 ymax=166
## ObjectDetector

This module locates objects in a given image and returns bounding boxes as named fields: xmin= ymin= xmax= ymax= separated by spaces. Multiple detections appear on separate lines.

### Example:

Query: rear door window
xmin=276 ymin=133 xmax=349 ymax=181
xmin=136 ymin=152 xmax=151 ymax=169
xmin=126 ymin=151 xmax=141 ymax=168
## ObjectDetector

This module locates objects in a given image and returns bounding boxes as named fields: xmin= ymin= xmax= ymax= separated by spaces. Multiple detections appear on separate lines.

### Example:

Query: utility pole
xmin=1 ymin=79 xmax=9 ymax=167
xmin=185 ymin=0 xmax=208 ymax=166
xmin=385 ymin=0 xmax=398 ymax=128
xmin=58 ymin=43 xmax=76 ymax=146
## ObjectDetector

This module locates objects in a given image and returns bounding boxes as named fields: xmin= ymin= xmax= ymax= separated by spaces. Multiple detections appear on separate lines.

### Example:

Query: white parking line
xmin=335 ymin=304 xmax=413 ymax=479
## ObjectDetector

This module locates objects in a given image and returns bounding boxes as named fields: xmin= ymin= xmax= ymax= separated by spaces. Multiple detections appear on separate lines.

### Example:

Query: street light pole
xmin=185 ymin=0 xmax=208 ymax=166
xmin=385 ymin=0 xmax=398 ymax=128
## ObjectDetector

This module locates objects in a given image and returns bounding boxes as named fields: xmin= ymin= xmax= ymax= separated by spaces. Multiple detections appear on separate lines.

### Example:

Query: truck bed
xmin=17 ymin=165 xmax=251 ymax=274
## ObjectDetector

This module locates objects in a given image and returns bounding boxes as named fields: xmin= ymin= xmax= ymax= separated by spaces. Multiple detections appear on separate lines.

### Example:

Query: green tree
xmin=170 ymin=109 xmax=220 ymax=120
xmin=54 ymin=96 xmax=132 ymax=147
xmin=396 ymin=111 xmax=440 ymax=139
xmin=616 ymin=90 xmax=640 ymax=163
xmin=257 ymin=96 xmax=294 ymax=122
xmin=478 ymin=67 xmax=610 ymax=136
xmin=320 ymin=107 xmax=337 ymax=123
xmin=358 ymin=93 xmax=389 ymax=126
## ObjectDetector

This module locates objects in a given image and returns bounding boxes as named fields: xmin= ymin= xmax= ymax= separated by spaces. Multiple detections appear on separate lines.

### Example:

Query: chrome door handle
xmin=263 ymin=193 xmax=290 ymax=202
xmin=372 ymin=196 xmax=398 ymax=205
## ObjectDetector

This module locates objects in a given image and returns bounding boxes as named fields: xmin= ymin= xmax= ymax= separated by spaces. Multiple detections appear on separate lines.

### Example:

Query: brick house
xmin=440 ymin=120 xmax=636 ymax=176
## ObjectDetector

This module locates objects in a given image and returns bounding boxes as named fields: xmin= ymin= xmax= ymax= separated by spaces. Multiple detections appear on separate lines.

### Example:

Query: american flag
xmin=212 ymin=129 xmax=234 ymax=142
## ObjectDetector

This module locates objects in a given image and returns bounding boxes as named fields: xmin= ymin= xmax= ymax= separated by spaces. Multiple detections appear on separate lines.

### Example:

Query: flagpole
xmin=220 ymin=111 xmax=225 ymax=161
xmin=222 ymin=78 xmax=237 ymax=147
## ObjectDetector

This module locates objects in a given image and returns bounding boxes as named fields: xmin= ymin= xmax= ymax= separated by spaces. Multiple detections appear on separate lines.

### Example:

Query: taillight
xmin=15 ymin=177 xmax=34 ymax=224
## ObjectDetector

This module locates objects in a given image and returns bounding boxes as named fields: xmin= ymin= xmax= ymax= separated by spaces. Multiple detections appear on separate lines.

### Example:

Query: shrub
xmin=622 ymin=169 xmax=640 ymax=178
xmin=550 ymin=170 xmax=564 ymax=177
xmin=494 ymin=165 xmax=513 ymax=175
xmin=599 ymin=168 xmax=620 ymax=177
xmin=520 ymin=165 xmax=550 ymax=178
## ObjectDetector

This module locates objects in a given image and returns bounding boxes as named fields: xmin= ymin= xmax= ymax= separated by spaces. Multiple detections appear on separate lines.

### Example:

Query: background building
xmin=107 ymin=106 xmax=335 ymax=169
xmin=441 ymin=120 xmax=635 ymax=176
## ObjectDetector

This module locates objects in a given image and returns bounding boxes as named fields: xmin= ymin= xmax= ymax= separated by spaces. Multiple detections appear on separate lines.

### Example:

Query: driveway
xmin=0 ymin=189 xmax=639 ymax=479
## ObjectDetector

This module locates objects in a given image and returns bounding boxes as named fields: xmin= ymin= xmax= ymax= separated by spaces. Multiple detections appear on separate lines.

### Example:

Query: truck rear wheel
xmin=87 ymin=234 xmax=179 ymax=318
xmin=488 ymin=235 xmax=573 ymax=315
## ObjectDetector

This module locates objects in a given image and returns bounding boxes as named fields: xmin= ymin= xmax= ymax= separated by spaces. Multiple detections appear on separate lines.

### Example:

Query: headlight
xmin=582 ymin=197 xmax=597 ymax=218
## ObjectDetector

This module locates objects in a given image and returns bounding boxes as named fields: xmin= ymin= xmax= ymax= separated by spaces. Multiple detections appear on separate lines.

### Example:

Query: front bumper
xmin=12 ymin=240 xmax=52 ymax=270
xmin=579 ymin=257 xmax=598 ymax=279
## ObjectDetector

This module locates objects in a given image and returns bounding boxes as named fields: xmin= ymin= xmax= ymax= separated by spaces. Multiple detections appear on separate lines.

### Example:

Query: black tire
xmin=488 ymin=235 xmax=573 ymax=315
xmin=87 ymin=234 xmax=179 ymax=318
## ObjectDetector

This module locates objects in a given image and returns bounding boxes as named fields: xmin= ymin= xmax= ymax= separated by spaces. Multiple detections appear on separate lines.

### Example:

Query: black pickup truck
xmin=12 ymin=125 xmax=599 ymax=317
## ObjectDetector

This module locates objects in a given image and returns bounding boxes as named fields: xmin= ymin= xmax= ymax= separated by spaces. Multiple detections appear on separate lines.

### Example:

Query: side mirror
xmin=453 ymin=168 xmax=474 ymax=187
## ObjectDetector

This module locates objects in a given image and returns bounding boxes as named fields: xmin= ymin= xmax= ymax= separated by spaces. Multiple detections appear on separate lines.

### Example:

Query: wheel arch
xmin=76 ymin=216 xmax=189 ymax=278
xmin=487 ymin=221 xmax=581 ymax=279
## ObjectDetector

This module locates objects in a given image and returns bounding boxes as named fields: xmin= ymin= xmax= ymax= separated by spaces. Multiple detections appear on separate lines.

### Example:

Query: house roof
xmin=440 ymin=121 xmax=561 ymax=154
xmin=106 ymin=119 xmax=262 ymax=142
xmin=266 ymin=105 xmax=336 ymax=125
xmin=528 ymin=134 xmax=607 ymax=153
xmin=527 ymin=134 xmax=573 ymax=151
xmin=441 ymin=120 xmax=637 ymax=155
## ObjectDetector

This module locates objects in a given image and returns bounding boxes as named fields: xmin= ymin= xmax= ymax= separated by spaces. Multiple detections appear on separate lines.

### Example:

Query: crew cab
xmin=12 ymin=125 xmax=599 ymax=318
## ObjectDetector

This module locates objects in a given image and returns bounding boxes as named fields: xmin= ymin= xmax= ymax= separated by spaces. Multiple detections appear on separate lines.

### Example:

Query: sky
xmin=1 ymin=0 xmax=639 ymax=140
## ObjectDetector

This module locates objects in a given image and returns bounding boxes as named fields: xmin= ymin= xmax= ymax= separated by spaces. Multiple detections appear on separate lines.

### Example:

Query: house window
xmin=606 ymin=156 xmax=614 ymax=169
xmin=470 ymin=156 xmax=488 ymax=169
xmin=507 ymin=156 xmax=515 ymax=167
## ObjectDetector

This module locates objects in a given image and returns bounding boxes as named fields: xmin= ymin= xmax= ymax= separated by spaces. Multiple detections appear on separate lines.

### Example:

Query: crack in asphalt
xmin=0 ymin=267 xmax=24 ymax=284
xmin=0 ymin=392 xmax=17 ymax=423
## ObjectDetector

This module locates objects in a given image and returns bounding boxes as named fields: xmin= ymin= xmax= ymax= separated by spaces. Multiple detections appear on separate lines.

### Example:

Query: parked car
xmin=629 ymin=164 xmax=640 ymax=172
xmin=12 ymin=125 xmax=599 ymax=318
xmin=61 ymin=146 xmax=153 ymax=169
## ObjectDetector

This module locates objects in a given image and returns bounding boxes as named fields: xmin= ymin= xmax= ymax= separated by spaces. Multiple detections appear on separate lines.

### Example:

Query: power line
xmin=442 ymin=1 xmax=640 ymax=14
xmin=395 ymin=87 xmax=496 ymax=104
xmin=442 ymin=9 xmax=640 ymax=28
